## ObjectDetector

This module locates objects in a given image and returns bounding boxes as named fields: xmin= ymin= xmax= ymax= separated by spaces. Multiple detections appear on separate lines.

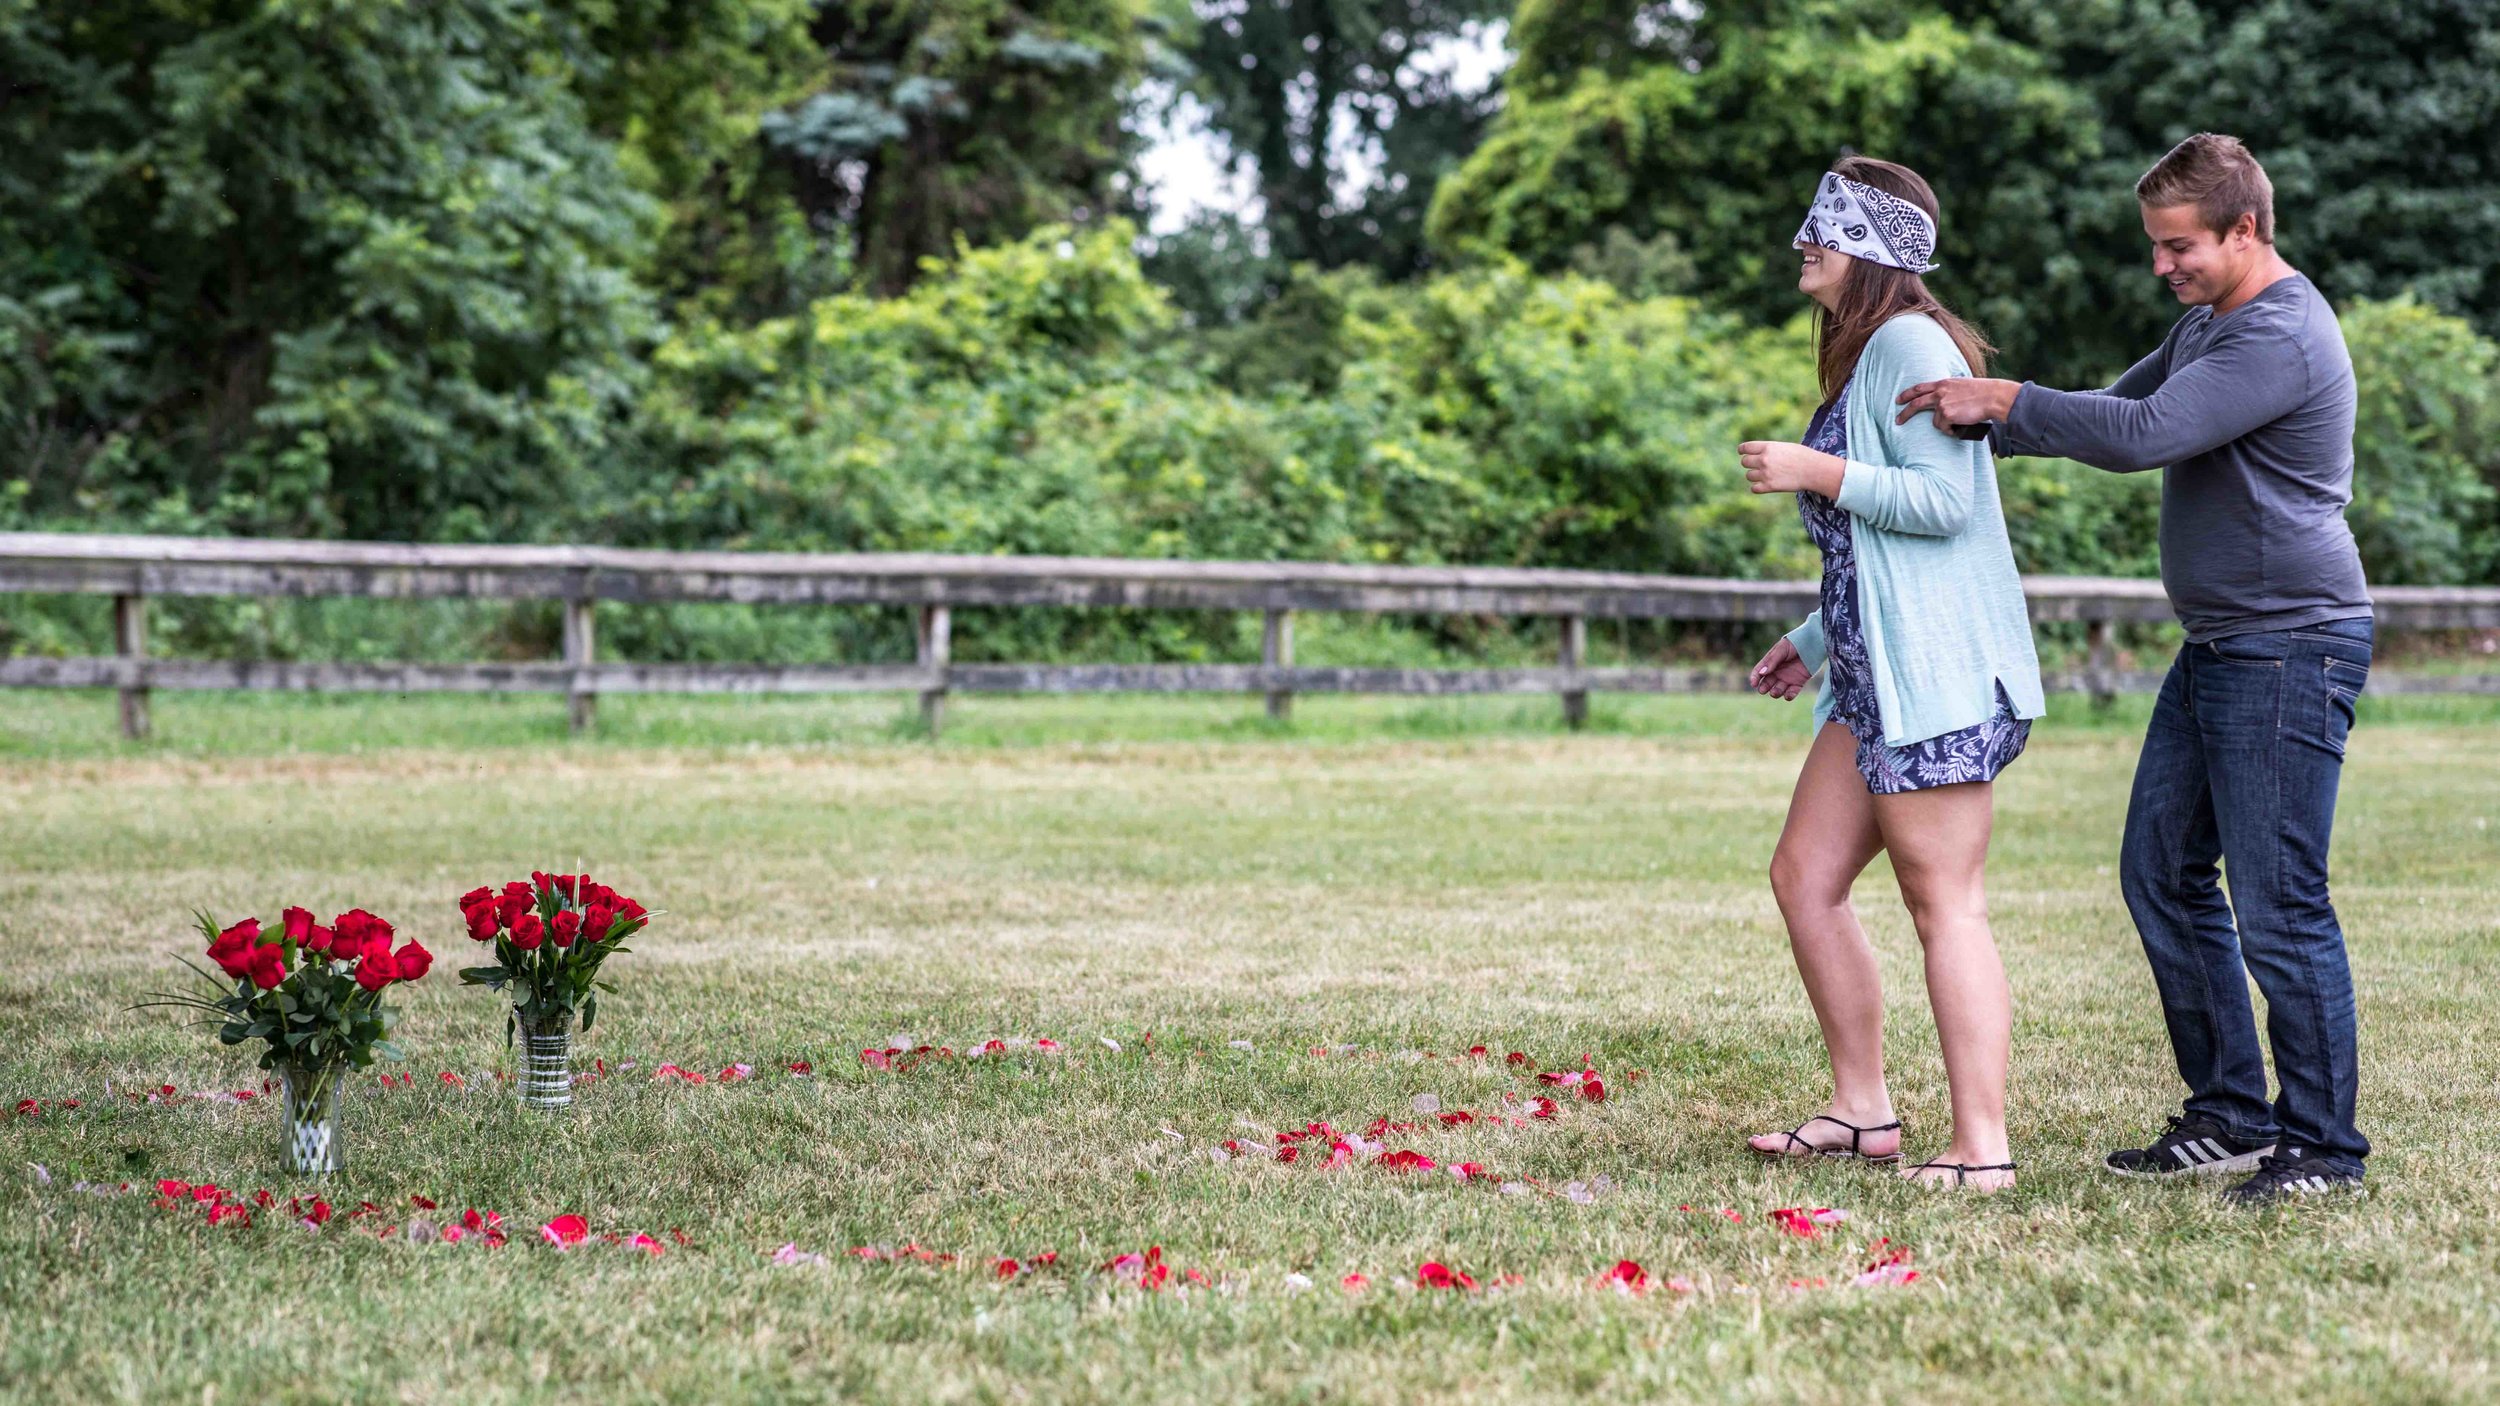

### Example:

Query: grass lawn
xmin=3 ymin=690 xmax=2497 ymax=1403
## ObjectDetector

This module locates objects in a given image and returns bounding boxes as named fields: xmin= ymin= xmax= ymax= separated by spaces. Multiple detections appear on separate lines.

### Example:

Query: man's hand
xmin=1895 ymin=377 xmax=2020 ymax=432
xmin=1749 ymin=637 xmax=1811 ymax=702
xmin=1738 ymin=440 xmax=1846 ymax=497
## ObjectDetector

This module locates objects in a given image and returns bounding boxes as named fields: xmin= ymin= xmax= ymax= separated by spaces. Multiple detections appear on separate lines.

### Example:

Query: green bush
xmin=2341 ymin=296 xmax=2500 ymax=586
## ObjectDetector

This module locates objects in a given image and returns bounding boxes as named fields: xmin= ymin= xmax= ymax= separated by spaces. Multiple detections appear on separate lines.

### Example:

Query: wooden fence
xmin=4 ymin=532 xmax=2496 ymax=738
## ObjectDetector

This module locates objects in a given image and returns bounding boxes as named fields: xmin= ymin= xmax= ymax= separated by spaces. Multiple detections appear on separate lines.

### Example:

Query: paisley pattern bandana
xmin=1792 ymin=171 xmax=1940 ymax=274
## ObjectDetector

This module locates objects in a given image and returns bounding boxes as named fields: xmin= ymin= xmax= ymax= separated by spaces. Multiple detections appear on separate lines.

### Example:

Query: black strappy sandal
xmin=1902 ymin=1158 xmax=2019 ymax=1188
xmin=1749 ymin=1114 xmax=1905 ymax=1164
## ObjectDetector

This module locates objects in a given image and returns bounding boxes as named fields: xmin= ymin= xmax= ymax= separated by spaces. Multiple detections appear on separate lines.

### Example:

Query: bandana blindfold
xmin=1793 ymin=172 xmax=1940 ymax=275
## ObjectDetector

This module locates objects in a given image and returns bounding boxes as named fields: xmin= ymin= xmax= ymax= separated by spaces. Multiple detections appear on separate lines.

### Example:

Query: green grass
xmin=3 ymin=695 xmax=2497 ymax=1403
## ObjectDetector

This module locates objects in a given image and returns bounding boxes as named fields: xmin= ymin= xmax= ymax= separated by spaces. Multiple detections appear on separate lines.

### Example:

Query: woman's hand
xmin=1750 ymin=637 xmax=1812 ymax=701
xmin=1738 ymin=441 xmax=1846 ymax=497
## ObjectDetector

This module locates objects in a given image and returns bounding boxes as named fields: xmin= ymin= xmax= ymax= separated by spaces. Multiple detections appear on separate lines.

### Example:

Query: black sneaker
xmin=2104 ymin=1114 xmax=2275 ymax=1178
xmin=2223 ymin=1148 xmax=2363 ymax=1205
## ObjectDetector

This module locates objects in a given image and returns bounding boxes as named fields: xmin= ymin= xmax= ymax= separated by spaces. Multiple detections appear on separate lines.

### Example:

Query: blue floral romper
xmin=1799 ymin=379 xmax=2029 ymax=794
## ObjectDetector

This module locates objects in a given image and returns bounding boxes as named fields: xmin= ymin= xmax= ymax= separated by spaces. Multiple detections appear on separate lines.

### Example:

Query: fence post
xmin=563 ymin=598 xmax=597 ymax=735
xmin=1559 ymin=613 xmax=1588 ymax=731
xmin=2085 ymin=618 xmax=2116 ymax=710
xmin=114 ymin=592 xmax=150 ymax=741
xmin=918 ymin=604 xmax=952 ymax=737
xmin=1262 ymin=608 xmax=1294 ymax=720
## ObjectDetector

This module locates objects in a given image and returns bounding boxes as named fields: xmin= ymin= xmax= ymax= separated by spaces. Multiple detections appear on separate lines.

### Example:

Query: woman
xmin=1736 ymin=157 xmax=2046 ymax=1190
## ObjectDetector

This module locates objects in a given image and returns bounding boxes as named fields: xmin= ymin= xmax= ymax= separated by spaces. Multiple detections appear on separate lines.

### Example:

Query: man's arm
xmin=2095 ymin=344 xmax=2172 ymax=402
xmin=1989 ymin=345 xmax=2168 ymax=457
xmin=1898 ymin=332 xmax=2173 ymax=446
xmin=1999 ymin=322 xmax=2308 ymax=473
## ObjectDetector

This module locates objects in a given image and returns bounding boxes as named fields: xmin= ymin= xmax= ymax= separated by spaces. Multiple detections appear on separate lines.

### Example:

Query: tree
xmin=1 ymin=0 xmax=660 ymax=540
xmin=1436 ymin=0 xmax=2500 ymax=384
xmin=760 ymin=0 xmax=1152 ymax=295
xmin=1940 ymin=0 xmax=2500 ymax=345
xmin=548 ymin=0 xmax=837 ymax=319
xmin=1178 ymin=0 xmax=1511 ymax=279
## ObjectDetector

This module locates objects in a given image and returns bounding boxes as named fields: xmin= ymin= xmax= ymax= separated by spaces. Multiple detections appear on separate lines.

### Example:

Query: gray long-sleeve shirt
xmin=1995 ymin=273 xmax=2371 ymax=641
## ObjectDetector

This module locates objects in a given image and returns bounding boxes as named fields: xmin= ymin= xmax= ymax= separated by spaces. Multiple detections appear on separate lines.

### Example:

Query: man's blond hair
xmin=2136 ymin=133 xmax=2275 ymax=244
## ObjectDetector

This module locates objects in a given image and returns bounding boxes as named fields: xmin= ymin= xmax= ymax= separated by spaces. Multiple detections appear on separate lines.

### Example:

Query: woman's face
xmin=1796 ymin=243 xmax=1854 ymax=310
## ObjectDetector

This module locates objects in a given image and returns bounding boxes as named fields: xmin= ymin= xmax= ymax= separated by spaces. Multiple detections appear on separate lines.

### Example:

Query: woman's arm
xmin=1830 ymin=321 xmax=1982 ymax=537
xmin=1784 ymin=611 xmax=1827 ymax=675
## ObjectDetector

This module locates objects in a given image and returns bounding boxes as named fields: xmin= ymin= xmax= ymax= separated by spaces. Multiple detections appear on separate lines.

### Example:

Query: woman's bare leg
xmin=1873 ymin=780 xmax=2015 ymax=1189
xmin=1750 ymin=723 xmax=1897 ymax=1157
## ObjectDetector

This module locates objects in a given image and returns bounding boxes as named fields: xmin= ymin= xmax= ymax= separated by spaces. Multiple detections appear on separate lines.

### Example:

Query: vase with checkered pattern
xmin=517 ymin=1011 xmax=575 ymax=1111
xmin=281 ymin=1063 xmax=345 ymax=1174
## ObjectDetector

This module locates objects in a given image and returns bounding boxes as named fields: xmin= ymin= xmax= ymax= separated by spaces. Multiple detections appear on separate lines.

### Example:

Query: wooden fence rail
xmin=4 ymin=532 xmax=2496 ymax=739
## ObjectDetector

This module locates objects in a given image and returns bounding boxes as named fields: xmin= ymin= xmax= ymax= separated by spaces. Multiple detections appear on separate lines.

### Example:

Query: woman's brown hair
xmin=1811 ymin=156 xmax=1994 ymax=405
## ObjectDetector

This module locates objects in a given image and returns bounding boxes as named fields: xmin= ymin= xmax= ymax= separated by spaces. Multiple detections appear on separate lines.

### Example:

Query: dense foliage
xmin=1 ymin=0 xmax=662 ymax=542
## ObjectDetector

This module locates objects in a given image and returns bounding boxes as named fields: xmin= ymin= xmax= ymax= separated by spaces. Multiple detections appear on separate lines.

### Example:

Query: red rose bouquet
xmin=139 ymin=907 xmax=433 ymax=1173
xmin=455 ymin=872 xmax=655 ymax=1109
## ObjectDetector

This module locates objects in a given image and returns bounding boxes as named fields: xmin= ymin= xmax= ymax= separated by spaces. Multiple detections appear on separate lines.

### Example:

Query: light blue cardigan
xmin=1782 ymin=313 xmax=2046 ymax=747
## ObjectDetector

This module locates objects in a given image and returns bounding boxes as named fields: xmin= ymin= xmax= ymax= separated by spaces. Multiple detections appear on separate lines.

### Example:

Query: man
xmin=1894 ymin=133 xmax=2376 ymax=1203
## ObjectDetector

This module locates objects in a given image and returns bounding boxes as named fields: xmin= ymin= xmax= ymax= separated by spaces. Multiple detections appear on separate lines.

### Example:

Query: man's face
xmin=2142 ymin=204 xmax=2258 ymax=307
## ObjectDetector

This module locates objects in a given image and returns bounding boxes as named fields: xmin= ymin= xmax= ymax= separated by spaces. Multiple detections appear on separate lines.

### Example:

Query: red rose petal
xmin=1417 ymin=1261 xmax=1476 ymax=1291
xmin=1769 ymin=1207 xmax=1846 ymax=1238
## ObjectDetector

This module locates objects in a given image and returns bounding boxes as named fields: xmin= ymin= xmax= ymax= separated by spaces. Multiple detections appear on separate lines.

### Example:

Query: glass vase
xmin=518 ymin=1011 xmax=575 ymax=1111
xmin=280 ymin=1063 xmax=345 ymax=1175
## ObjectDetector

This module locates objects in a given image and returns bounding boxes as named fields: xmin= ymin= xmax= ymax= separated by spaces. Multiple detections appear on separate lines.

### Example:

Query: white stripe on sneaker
xmin=2172 ymin=1143 xmax=2200 ymax=1167
xmin=2200 ymin=1139 xmax=2228 ymax=1162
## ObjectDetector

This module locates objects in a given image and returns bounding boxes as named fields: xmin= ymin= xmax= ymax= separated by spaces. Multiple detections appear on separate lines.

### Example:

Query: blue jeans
xmin=2118 ymin=617 xmax=2373 ymax=1173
